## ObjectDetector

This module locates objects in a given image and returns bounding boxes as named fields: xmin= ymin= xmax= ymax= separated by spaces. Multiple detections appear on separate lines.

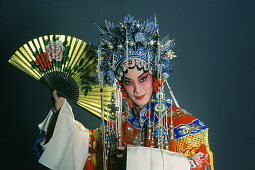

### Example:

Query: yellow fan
xmin=9 ymin=35 xmax=112 ymax=119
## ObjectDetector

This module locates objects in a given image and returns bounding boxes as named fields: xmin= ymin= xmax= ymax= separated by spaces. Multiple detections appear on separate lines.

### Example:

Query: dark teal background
xmin=1 ymin=0 xmax=254 ymax=169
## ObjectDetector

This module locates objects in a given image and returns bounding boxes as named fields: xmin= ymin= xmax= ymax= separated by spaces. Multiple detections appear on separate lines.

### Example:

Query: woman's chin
xmin=133 ymin=99 xmax=150 ymax=110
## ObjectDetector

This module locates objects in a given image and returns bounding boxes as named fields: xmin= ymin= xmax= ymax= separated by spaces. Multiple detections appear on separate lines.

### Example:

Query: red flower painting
xmin=35 ymin=52 xmax=52 ymax=70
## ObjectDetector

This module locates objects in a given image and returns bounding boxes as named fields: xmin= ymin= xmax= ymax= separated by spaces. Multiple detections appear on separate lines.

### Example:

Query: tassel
xmin=150 ymin=137 xmax=156 ymax=148
xmin=146 ymin=124 xmax=153 ymax=147
xmin=168 ymin=99 xmax=175 ymax=152
xmin=117 ymin=134 xmax=125 ymax=158
xmin=169 ymin=124 xmax=175 ymax=152
xmin=164 ymin=140 xmax=169 ymax=150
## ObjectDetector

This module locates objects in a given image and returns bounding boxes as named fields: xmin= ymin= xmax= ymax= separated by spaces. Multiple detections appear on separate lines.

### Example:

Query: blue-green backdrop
xmin=1 ymin=0 xmax=254 ymax=169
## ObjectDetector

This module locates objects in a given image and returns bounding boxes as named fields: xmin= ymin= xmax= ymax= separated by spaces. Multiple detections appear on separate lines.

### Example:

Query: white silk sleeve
xmin=126 ymin=145 xmax=190 ymax=170
xmin=38 ymin=100 xmax=89 ymax=170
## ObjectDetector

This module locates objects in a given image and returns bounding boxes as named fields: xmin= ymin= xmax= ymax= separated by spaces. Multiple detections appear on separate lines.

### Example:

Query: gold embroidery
xmin=175 ymin=130 xmax=206 ymax=157
xmin=173 ymin=108 xmax=192 ymax=119
xmin=179 ymin=124 xmax=202 ymax=136
xmin=180 ymin=112 xmax=186 ymax=118
xmin=93 ymin=126 xmax=102 ymax=142
xmin=173 ymin=113 xmax=178 ymax=119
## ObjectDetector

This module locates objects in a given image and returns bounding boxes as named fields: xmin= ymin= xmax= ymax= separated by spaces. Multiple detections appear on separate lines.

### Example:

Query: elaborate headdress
xmin=96 ymin=17 xmax=180 ymax=168
xmin=95 ymin=14 xmax=177 ymax=86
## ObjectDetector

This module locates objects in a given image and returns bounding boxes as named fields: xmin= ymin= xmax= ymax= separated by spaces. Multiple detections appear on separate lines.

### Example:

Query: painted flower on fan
xmin=46 ymin=40 xmax=65 ymax=61
xmin=35 ymin=52 xmax=52 ymax=71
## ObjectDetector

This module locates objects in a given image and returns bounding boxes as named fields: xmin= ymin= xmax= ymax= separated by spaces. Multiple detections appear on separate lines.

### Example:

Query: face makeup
xmin=121 ymin=67 xmax=153 ymax=109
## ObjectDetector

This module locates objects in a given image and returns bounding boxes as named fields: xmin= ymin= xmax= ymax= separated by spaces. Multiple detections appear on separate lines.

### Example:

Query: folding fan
xmin=9 ymin=35 xmax=112 ymax=119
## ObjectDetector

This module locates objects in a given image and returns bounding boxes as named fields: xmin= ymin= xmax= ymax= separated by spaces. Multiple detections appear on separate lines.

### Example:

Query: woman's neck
xmin=133 ymin=103 xmax=148 ymax=118
xmin=133 ymin=105 xmax=140 ymax=117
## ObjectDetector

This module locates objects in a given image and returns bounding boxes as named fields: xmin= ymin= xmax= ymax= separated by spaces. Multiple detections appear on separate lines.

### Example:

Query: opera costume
xmin=31 ymin=15 xmax=213 ymax=170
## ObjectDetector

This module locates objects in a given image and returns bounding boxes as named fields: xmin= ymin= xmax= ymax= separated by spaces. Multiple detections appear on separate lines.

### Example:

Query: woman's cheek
xmin=123 ymin=84 xmax=134 ymax=96
xmin=140 ymin=76 xmax=153 ymax=88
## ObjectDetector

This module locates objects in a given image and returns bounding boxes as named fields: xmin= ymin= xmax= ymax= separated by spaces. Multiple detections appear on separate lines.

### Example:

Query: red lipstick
xmin=135 ymin=95 xmax=145 ymax=100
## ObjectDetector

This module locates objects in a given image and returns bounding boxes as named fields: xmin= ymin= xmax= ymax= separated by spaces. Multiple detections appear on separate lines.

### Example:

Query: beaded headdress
xmin=96 ymin=15 xmax=180 ymax=169
xmin=95 ymin=14 xmax=177 ymax=86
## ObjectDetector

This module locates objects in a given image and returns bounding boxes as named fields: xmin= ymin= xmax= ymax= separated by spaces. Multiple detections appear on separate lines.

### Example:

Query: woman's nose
xmin=133 ymin=82 xmax=142 ymax=93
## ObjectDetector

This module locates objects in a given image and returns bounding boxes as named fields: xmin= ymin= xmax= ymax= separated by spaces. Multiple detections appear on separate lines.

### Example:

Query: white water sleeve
xmin=126 ymin=145 xmax=190 ymax=170
xmin=38 ymin=100 xmax=89 ymax=170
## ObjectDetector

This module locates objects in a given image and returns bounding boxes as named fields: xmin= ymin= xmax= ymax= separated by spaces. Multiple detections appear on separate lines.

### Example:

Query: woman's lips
xmin=135 ymin=95 xmax=145 ymax=100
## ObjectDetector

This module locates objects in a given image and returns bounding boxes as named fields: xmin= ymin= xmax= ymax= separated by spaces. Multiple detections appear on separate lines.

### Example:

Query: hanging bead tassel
xmin=97 ymin=45 xmax=108 ymax=170
xmin=116 ymin=134 xmax=125 ymax=158
xmin=150 ymin=136 xmax=156 ymax=148
xmin=125 ymin=27 xmax=129 ymax=69
xmin=105 ymin=129 xmax=110 ymax=169
xmin=164 ymin=111 xmax=169 ymax=150
xmin=169 ymin=124 xmax=175 ymax=152
xmin=146 ymin=124 xmax=153 ymax=147
xmin=164 ymin=140 xmax=169 ymax=150
xmin=168 ymin=100 xmax=175 ymax=152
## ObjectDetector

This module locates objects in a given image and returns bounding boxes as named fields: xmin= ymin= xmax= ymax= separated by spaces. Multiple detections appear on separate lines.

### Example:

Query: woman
xmin=36 ymin=15 xmax=213 ymax=170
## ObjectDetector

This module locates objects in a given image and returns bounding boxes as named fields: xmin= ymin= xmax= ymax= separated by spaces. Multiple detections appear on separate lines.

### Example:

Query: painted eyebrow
xmin=122 ymin=76 xmax=132 ymax=80
xmin=122 ymin=72 xmax=149 ymax=80
xmin=138 ymin=72 xmax=148 ymax=79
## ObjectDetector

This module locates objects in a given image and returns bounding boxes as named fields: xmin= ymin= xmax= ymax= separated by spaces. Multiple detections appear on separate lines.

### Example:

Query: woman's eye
xmin=140 ymin=76 xmax=148 ymax=82
xmin=125 ymin=81 xmax=133 ymax=85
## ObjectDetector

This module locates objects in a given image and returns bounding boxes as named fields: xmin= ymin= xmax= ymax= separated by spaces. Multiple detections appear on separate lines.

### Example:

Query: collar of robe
xmin=126 ymin=102 xmax=172 ymax=129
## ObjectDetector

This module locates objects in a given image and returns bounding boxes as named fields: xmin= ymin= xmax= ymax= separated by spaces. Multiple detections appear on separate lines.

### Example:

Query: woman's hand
xmin=52 ymin=90 xmax=65 ymax=113
xmin=116 ymin=146 xmax=126 ymax=158
xmin=189 ymin=153 xmax=202 ymax=168
xmin=45 ymin=90 xmax=65 ymax=143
